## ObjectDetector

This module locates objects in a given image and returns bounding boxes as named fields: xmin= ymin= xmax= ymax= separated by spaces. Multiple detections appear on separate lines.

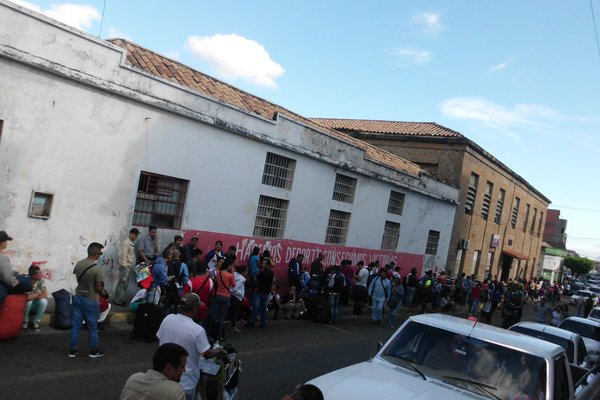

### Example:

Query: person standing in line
xmin=368 ymin=268 xmax=392 ymax=324
xmin=136 ymin=226 xmax=159 ymax=265
xmin=114 ymin=228 xmax=140 ymax=306
xmin=147 ymin=249 xmax=171 ymax=305
xmin=119 ymin=343 xmax=188 ymax=400
xmin=287 ymin=253 xmax=303 ymax=290
xmin=326 ymin=265 xmax=346 ymax=324
xmin=23 ymin=264 xmax=48 ymax=332
xmin=385 ymin=277 xmax=404 ymax=329
xmin=204 ymin=240 xmax=224 ymax=275
xmin=310 ymin=253 xmax=324 ymax=276
xmin=248 ymin=246 xmax=260 ymax=279
xmin=351 ymin=261 xmax=368 ymax=317
xmin=209 ymin=258 xmax=236 ymax=341
xmin=230 ymin=265 xmax=247 ymax=332
xmin=248 ymin=257 xmax=275 ymax=328
xmin=181 ymin=236 xmax=198 ymax=266
xmin=156 ymin=293 xmax=227 ymax=400
xmin=69 ymin=242 xmax=105 ymax=358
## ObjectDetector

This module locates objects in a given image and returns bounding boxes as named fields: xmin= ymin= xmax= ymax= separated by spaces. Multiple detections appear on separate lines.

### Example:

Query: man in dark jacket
xmin=247 ymin=258 xmax=275 ymax=328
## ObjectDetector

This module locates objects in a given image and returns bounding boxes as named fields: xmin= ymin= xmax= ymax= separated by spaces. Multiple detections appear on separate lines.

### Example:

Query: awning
xmin=502 ymin=249 xmax=529 ymax=260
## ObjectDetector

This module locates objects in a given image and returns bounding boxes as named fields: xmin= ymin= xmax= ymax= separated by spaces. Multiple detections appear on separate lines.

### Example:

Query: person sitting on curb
xmin=120 ymin=342 xmax=188 ymax=400
xmin=23 ymin=264 xmax=48 ymax=332
xmin=281 ymin=285 xmax=305 ymax=320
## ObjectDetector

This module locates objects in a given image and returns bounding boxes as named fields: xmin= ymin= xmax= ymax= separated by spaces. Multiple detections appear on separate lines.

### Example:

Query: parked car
xmin=509 ymin=321 xmax=590 ymax=366
xmin=308 ymin=314 xmax=600 ymax=399
xmin=558 ymin=317 xmax=600 ymax=364
xmin=570 ymin=290 xmax=596 ymax=306
xmin=588 ymin=307 xmax=600 ymax=323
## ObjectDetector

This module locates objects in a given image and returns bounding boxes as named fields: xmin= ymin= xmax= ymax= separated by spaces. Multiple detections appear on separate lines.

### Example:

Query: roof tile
xmin=311 ymin=118 xmax=462 ymax=138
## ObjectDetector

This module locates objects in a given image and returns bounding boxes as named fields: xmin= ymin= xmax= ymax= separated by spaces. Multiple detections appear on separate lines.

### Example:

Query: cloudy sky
xmin=9 ymin=0 xmax=600 ymax=260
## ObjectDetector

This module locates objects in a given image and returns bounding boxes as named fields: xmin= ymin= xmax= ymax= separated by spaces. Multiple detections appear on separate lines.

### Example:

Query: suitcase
xmin=51 ymin=289 xmax=73 ymax=330
xmin=311 ymin=296 xmax=331 ymax=324
xmin=0 ymin=294 xmax=27 ymax=340
xmin=132 ymin=302 xmax=164 ymax=342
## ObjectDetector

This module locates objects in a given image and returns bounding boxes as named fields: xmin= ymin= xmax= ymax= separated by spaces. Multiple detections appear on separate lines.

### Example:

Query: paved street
xmin=0 ymin=301 xmax=542 ymax=400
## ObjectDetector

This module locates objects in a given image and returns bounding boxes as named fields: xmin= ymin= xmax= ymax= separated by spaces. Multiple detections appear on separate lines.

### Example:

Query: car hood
xmin=307 ymin=359 xmax=487 ymax=400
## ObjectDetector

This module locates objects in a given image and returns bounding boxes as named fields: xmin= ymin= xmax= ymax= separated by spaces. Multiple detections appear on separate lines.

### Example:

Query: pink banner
xmin=183 ymin=230 xmax=424 ymax=280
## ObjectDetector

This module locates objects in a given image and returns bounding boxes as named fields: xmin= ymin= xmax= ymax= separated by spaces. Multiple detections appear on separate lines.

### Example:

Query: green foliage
xmin=564 ymin=256 xmax=594 ymax=277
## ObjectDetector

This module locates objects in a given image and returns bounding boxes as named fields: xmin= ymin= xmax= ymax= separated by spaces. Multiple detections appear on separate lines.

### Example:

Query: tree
xmin=563 ymin=256 xmax=593 ymax=277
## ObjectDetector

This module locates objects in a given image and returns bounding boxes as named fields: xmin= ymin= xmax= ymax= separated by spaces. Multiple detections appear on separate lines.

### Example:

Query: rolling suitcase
xmin=51 ymin=289 xmax=72 ymax=330
xmin=0 ymin=294 xmax=27 ymax=340
xmin=132 ymin=302 xmax=164 ymax=342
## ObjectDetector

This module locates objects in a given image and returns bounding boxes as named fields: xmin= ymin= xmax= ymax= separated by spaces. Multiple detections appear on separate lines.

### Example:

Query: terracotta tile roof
xmin=311 ymin=118 xmax=463 ymax=138
xmin=108 ymin=39 xmax=425 ymax=177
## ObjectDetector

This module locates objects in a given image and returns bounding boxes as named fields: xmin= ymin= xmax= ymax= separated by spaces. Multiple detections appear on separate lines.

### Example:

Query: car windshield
xmin=381 ymin=321 xmax=547 ymax=400
xmin=559 ymin=320 xmax=600 ymax=341
xmin=588 ymin=288 xmax=600 ymax=294
xmin=575 ymin=291 xmax=592 ymax=298
xmin=590 ymin=309 xmax=600 ymax=319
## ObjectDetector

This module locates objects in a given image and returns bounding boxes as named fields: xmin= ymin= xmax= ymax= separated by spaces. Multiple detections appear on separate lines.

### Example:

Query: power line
xmin=98 ymin=0 xmax=107 ymax=38
xmin=591 ymin=0 xmax=600 ymax=59
xmin=552 ymin=205 xmax=600 ymax=213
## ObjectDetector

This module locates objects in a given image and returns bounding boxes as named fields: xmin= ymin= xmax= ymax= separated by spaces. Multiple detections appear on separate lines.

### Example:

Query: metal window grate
xmin=253 ymin=195 xmax=289 ymax=239
xmin=481 ymin=182 xmax=493 ymax=220
xmin=381 ymin=221 xmax=400 ymax=250
xmin=465 ymin=173 xmax=478 ymax=215
xmin=530 ymin=208 xmax=537 ymax=235
xmin=133 ymin=171 xmax=188 ymax=229
xmin=387 ymin=191 xmax=405 ymax=215
xmin=511 ymin=197 xmax=520 ymax=228
xmin=494 ymin=189 xmax=505 ymax=224
xmin=523 ymin=204 xmax=531 ymax=233
xmin=325 ymin=209 xmax=351 ymax=245
xmin=425 ymin=230 xmax=440 ymax=255
xmin=332 ymin=174 xmax=357 ymax=203
xmin=261 ymin=152 xmax=296 ymax=190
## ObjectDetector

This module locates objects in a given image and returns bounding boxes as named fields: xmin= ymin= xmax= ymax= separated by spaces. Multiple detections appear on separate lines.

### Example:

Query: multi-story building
xmin=0 ymin=2 xmax=458 ymax=294
xmin=313 ymin=118 xmax=551 ymax=281
xmin=544 ymin=209 xmax=568 ymax=250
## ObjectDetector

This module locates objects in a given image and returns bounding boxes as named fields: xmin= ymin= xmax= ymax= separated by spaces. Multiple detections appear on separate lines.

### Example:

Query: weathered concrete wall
xmin=0 ymin=1 xmax=458 ymax=294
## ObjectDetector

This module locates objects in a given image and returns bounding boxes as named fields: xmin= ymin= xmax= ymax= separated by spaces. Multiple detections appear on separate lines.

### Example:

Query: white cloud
xmin=395 ymin=47 xmax=432 ymax=66
xmin=186 ymin=33 xmax=284 ymax=89
xmin=488 ymin=61 xmax=507 ymax=73
xmin=412 ymin=12 xmax=443 ymax=34
xmin=10 ymin=1 xmax=100 ymax=31
xmin=441 ymin=97 xmax=555 ymax=132
xmin=107 ymin=26 xmax=132 ymax=41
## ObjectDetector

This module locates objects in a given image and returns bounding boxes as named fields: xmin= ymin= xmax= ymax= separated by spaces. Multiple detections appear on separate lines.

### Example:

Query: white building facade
xmin=0 ymin=1 xmax=458 ymax=294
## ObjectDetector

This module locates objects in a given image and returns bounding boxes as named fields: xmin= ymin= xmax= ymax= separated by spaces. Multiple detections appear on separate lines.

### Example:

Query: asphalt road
xmin=0 ymin=301 xmax=541 ymax=400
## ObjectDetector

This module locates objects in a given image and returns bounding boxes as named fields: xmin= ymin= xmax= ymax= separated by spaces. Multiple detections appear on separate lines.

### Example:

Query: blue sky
xmin=11 ymin=0 xmax=600 ymax=260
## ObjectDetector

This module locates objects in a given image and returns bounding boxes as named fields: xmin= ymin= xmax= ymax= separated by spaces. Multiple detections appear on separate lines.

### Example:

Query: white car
xmin=509 ymin=321 xmax=589 ymax=366
xmin=558 ymin=317 xmax=600 ymax=364
xmin=588 ymin=307 xmax=600 ymax=323
xmin=570 ymin=290 xmax=596 ymax=305
xmin=308 ymin=314 xmax=568 ymax=400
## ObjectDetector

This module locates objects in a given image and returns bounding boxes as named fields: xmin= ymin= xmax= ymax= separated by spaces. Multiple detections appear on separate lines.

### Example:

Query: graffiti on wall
xmin=183 ymin=230 xmax=425 ymax=279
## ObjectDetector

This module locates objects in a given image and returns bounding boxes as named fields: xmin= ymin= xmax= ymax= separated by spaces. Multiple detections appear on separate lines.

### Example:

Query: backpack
xmin=328 ymin=272 xmax=345 ymax=292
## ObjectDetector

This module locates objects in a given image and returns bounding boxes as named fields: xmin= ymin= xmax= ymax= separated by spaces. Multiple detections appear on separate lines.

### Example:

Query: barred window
xmin=332 ymin=174 xmax=357 ymax=203
xmin=465 ymin=173 xmax=479 ymax=215
xmin=523 ymin=204 xmax=531 ymax=233
xmin=381 ymin=221 xmax=401 ymax=250
xmin=494 ymin=189 xmax=506 ymax=224
xmin=425 ymin=230 xmax=440 ymax=255
xmin=253 ymin=195 xmax=289 ymax=239
xmin=387 ymin=190 xmax=406 ymax=215
xmin=261 ymin=152 xmax=296 ymax=190
xmin=511 ymin=197 xmax=520 ymax=229
xmin=481 ymin=181 xmax=493 ymax=220
xmin=133 ymin=172 xmax=188 ymax=229
xmin=325 ymin=210 xmax=351 ymax=245
xmin=530 ymin=208 xmax=538 ymax=235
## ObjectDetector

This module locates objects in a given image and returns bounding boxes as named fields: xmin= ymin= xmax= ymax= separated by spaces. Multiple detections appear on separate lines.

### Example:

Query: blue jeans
xmin=328 ymin=292 xmax=340 ymax=322
xmin=24 ymin=298 xmax=48 ymax=324
xmin=70 ymin=295 xmax=100 ymax=350
xmin=372 ymin=298 xmax=385 ymax=322
xmin=210 ymin=295 xmax=230 ymax=339
xmin=405 ymin=287 xmax=417 ymax=306
xmin=250 ymin=292 xmax=269 ymax=327
xmin=387 ymin=300 xmax=402 ymax=327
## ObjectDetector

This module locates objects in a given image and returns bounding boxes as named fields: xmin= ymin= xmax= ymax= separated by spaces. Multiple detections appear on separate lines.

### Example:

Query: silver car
xmin=558 ymin=317 xmax=600 ymax=364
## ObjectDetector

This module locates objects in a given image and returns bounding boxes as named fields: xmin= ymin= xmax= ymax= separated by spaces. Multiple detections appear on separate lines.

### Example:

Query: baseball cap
xmin=0 ymin=231 xmax=13 ymax=242
xmin=179 ymin=293 xmax=200 ymax=312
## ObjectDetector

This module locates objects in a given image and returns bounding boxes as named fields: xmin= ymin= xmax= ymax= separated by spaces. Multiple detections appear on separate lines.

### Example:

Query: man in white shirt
xmin=114 ymin=228 xmax=140 ymax=306
xmin=156 ymin=293 xmax=227 ymax=400
xmin=351 ymin=261 xmax=369 ymax=317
